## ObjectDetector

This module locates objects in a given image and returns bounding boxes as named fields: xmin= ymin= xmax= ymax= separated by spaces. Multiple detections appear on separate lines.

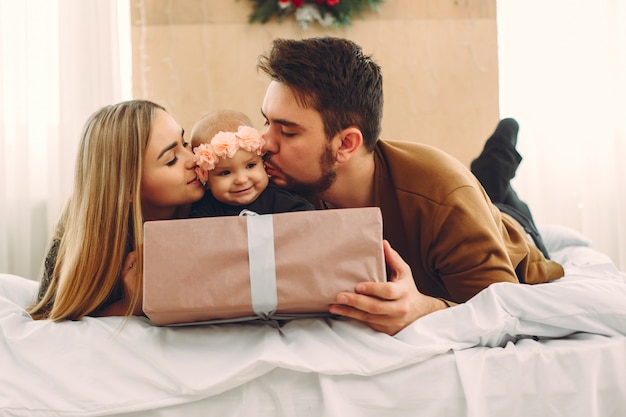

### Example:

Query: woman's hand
xmin=121 ymin=251 xmax=144 ymax=315
xmin=95 ymin=251 xmax=143 ymax=317
xmin=329 ymin=240 xmax=447 ymax=335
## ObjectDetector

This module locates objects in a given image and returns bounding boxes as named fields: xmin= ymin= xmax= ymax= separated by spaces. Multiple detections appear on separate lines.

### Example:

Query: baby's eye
xmin=246 ymin=162 xmax=257 ymax=169
xmin=217 ymin=170 xmax=231 ymax=176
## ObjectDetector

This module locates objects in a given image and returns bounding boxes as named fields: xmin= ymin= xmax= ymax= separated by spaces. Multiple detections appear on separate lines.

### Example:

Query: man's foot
xmin=492 ymin=118 xmax=519 ymax=147
xmin=471 ymin=117 xmax=522 ymax=204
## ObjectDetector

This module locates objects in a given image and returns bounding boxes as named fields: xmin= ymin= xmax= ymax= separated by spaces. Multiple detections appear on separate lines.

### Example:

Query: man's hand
xmin=329 ymin=240 xmax=447 ymax=335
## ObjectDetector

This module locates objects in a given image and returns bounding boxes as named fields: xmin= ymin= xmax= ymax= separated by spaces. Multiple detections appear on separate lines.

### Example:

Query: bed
xmin=1 ymin=224 xmax=625 ymax=416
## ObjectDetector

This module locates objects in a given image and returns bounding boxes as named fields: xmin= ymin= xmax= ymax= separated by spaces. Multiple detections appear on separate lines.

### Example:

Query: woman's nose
xmin=183 ymin=147 xmax=197 ymax=169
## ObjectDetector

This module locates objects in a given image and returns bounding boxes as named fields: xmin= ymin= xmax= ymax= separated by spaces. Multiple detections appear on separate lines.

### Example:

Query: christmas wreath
xmin=247 ymin=0 xmax=385 ymax=29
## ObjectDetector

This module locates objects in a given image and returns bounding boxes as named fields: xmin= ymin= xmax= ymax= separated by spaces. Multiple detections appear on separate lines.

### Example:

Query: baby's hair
xmin=190 ymin=109 xmax=253 ymax=148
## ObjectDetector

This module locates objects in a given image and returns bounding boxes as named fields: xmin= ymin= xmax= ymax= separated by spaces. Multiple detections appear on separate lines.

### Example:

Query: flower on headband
xmin=193 ymin=125 xmax=265 ymax=182
xmin=210 ymin=131 xmax=239 ymax=159
xmin=236 ymin=125 xmax=264 ymax=155
xmin=194 ymin=143 xmax=217 ymax=184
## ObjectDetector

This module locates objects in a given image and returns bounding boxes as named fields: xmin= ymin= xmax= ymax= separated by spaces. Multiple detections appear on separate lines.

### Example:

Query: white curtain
xmin=0 ymin=0 xmax=131 ymax=280
xmin=497 ymin=0 xmax=626 ymax=271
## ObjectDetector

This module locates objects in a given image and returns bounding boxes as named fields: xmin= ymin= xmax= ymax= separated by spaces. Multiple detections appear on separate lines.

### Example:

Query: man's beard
xmin=269 ymin=144 xmax=336 ymax=199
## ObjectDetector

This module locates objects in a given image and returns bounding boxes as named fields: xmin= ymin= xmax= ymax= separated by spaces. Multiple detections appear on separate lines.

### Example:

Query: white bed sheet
xmin=1 ymin=227 xmax=625 ymax=417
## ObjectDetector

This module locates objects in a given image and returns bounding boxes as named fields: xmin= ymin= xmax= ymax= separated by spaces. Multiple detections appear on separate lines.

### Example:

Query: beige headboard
xmin=130 ymin=0 xmax=499 ymax=166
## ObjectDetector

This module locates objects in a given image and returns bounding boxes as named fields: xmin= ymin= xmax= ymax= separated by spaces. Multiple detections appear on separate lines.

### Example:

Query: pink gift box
xmin=142 ymin=207 xmax=386 ymax=325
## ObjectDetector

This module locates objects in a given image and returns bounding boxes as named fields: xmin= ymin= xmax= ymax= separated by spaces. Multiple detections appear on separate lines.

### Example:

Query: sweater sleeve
xmin=33 ymin=237 xmax=60 ymax=309
xmin=428 ymin=185 xmax=519 ymax=303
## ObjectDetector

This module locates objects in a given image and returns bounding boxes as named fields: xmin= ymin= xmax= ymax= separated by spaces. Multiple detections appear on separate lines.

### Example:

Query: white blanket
xmin=1 ymin=227 xmax=625 ymax=416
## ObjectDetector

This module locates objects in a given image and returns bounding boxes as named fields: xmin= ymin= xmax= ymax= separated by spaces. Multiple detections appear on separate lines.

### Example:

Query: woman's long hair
xmin=28 ymin=100 xmax=165 ymax=320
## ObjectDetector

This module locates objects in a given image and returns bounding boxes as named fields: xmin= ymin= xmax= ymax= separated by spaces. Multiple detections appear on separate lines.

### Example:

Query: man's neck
xmin=320 ymin=151 xmax=375 ymax=209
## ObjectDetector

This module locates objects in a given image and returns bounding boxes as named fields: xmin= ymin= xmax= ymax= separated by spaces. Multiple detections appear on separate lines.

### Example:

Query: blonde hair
xmin=190 ymin=109 xmax=253 ymax=148
xmin=28 ymin=100 xmax=165 ymax=321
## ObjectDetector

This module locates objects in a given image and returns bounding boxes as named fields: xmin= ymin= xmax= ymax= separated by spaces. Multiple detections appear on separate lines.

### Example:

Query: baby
xmin=189 ymin=110 xmax=314 ymax=217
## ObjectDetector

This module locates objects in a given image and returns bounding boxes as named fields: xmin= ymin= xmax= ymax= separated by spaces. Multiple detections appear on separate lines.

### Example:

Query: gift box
xmin=142 ymin=207 xmax=386 ymax=325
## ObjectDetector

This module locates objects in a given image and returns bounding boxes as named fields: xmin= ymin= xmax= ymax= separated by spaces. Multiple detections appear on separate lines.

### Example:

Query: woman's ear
xmin=335 ymin=127 xmax=363 ymax=163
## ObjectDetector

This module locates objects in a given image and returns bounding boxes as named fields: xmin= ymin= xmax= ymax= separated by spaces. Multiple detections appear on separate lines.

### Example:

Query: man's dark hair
xmin=257 ymin=37 xmax=383 ymax=152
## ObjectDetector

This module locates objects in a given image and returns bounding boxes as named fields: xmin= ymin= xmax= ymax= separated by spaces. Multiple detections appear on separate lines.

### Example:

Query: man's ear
xmin=335 ymin=127 xmax=363 ymax=163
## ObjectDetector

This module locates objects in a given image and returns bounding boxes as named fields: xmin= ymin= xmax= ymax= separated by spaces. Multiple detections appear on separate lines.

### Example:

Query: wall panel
xmin=130 ymin=0 xmax=498 ymax=165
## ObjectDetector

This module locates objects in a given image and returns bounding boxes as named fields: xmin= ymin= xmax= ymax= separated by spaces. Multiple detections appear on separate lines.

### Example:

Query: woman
xmin=28 ymin=100 xmax=205 ymax=321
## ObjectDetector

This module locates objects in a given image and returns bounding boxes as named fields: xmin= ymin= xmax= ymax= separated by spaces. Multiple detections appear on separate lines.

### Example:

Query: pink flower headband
xmin=193 ymin=125 xmax=265 ymax=183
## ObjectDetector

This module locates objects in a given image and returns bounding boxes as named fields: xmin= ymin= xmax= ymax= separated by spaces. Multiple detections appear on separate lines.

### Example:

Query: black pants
xmin=470 ymin=120 xmax=551 ymax=259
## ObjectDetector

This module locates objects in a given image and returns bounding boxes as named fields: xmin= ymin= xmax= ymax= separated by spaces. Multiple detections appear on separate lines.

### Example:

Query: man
xmin=257 ymin=37 xmax=564 ymax=335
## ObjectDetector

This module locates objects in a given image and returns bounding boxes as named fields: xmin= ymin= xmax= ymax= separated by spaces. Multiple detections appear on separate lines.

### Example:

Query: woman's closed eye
xmin=165 ymin=141 xmax=191 ymax=167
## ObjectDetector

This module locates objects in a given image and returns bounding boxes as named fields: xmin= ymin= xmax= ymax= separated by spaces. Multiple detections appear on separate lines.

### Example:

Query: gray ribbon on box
xmin=246 ymin=214 xmax=278 ymax=319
